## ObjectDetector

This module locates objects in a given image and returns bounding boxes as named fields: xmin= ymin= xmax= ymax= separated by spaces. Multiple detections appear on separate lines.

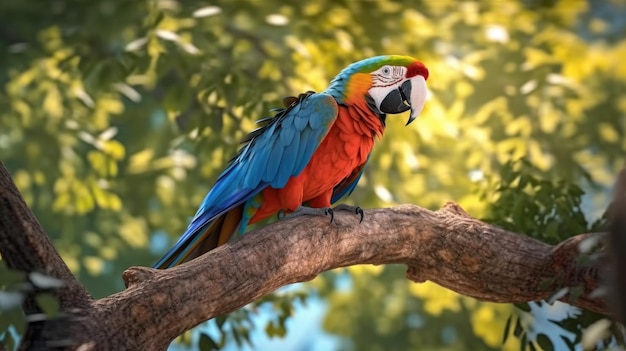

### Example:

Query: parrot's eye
xmin=382 ymin=67 xmax=391 ymax=76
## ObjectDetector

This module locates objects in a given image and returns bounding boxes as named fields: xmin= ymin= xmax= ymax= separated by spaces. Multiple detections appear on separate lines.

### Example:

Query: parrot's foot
xmin=332 ymin=204 xmax=364 ymax=223
xmin=278 ymin=206 xmax=334 ymax=223
xmin=278 ymin=205 xmax=364 ymax=223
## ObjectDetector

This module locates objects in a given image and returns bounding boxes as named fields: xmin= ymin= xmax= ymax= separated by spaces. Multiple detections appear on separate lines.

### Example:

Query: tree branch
xmin=0 ymin=162 xmax=93 ymax=350
xmin=608 ymin=164 xmax=626 ymax=323
xmin=0 ymin=161 xmax=609 ymax=350
xmin=0 ymin=162 xmax=92 ymax=309
xmin=100 ymin=203 xmax=605 ymax=350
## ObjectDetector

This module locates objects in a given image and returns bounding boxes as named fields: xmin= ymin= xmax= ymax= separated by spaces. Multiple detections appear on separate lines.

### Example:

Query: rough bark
xmin=608 ymin=164 xmax=626 ymax=323
xmin=0 ymin=163 xmax=93 ymax=350
xmin=0 ymin=161 xmax=609 ymax=350
xmin=0 ymin=164 xmax=92 ymax=308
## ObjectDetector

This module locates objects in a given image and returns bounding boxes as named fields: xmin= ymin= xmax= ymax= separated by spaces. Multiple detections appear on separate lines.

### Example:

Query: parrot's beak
xmin=403 ymin=75 xmax=427 ymax=126
xmin=378 ymin=75 xmax=428 ymax=125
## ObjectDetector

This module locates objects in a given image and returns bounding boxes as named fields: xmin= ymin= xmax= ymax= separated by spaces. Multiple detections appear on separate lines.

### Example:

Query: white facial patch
xmin=370 ymin=65 xmax=407 ymax=87
xmin=368 ymin=65 xmax=408 ymax=113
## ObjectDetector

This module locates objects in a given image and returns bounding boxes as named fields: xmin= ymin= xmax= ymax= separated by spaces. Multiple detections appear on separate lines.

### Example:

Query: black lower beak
xmin=379 ymin=80 xmax=412 ymax=116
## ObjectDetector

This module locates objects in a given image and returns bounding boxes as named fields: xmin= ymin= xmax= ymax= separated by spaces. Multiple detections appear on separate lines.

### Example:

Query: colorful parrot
xmin=154 ymin=55 xmax=429 ymax=269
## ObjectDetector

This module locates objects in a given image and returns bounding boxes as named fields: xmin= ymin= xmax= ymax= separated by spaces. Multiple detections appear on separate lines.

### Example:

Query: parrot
xmin=154 ymin=55 xmax=429 ymax=269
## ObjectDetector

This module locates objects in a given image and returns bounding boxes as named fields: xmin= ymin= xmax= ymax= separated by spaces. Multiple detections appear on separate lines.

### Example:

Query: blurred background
xmin=1 ymin=0 xmax=625 ymax=350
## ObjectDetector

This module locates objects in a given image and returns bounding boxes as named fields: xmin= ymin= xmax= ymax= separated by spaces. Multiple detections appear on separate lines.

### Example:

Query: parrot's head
xmin=329 ymin=55 xmax=429 ymax=125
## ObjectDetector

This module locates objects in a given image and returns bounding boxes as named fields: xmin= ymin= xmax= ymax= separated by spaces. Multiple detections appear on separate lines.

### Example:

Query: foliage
xmin=174 ymin=289 xmax=308 ymax=351
xmin=0 ymin=267 xmax=27 ymax=351
xmin=0 ymin=266 xmax=64 ymax=350
xmin=0 ymin=0 xmax=625 ymax=350
xmin=483 ymin=158 xmax=597 ymax=244
xmin=487 ymin=159 xmax=623 ymax=351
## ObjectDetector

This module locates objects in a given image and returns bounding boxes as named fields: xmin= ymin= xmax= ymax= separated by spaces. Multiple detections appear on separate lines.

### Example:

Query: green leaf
xmin=215 ymin=314 xmax=227 ymax=329
xmin=545 ymin=220 xmax=559 ymax=239
xmin=538 ymin=277 xmax=556 ymax=290
xmin=198 ymin=333 xmax=219 ymax=351
xmin=1 ymin=329 xmax=15 ymax=351
xmin=518 ymin=174 xmax=529 ymax=189
xmin=35 ymin=292 xmax=60 ymax=318
xmin=146 ymin=11 xmax=165 ymax=28
xmin=265 ymin=320 xmax=276 ymax=337
xmin=502 ymin=315 xmax=512 ymax=344
xmin=11 ymin=308 xmax=27 ymax=335
xmin=241 ymin=327 xmax=251 ymax=345
xmin=0 ymin=309 xmax=13 ymax=334
xmin=0 ymin=267 xmax=27 ymax=288
xmin=514 ymin=317 xmax=523 ymax=337
xmin=515 ymin=303 xmax=531 ymax=312
xmin=536 ymin=333 xmax=554 ymax=351
xmin=264 ymin=320 xmax=287 ymax=338
xmin=560 ymin=335 xmax=576 ymax=350
xmin=568 ymin=286 xmax=584 ymax=303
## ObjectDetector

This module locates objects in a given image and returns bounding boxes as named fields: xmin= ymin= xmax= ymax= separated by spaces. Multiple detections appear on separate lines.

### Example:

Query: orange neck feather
xmin=344 ymin=73 xmax=372 ymax=105
xmin=341 ymin=73 xmax=385 ymax=136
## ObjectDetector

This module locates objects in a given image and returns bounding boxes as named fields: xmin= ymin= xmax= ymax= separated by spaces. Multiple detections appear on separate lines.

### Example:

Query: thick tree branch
xmin=0 ymin=162 xmax=92 ymax=309
xmin=0 ymin=161 xmax=609 ymax=350
xmin=608 ymin=164 xmax=626 ymax=323
xmin=0 ymin=162 xmax=93 ymax=350
xmin=99 ymin=203 xmax=605 ymax=350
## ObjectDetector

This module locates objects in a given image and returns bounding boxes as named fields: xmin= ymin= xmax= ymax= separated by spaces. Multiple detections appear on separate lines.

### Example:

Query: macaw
xmin=154 ymin=55 xmax=429 ymax=269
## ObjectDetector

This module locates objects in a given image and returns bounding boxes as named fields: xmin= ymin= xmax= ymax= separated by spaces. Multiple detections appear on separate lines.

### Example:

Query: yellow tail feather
xmin=184 ymin=204 xmax=243 ymax=264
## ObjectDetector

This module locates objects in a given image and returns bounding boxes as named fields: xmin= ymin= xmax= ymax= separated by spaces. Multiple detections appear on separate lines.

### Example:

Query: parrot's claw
xmin=332 ymin=204 xmax=364 ymax=223
xmin=278 ymin=205 xmax=363 ymax=223
xmin=278 ymin=206 xmax=334 ymax=223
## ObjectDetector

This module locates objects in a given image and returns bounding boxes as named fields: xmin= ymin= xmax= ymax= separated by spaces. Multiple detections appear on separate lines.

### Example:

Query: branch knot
xmin=406 ymin=265 xmax=427 ymax=283
xmin=439 ymin=202 xmax=471 ymax=218
xmin=123 ymin=267 xmax=159 ymax=288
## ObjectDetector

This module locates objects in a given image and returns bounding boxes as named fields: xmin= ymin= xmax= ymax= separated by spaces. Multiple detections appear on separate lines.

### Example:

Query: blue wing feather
xmin=279 ymin=124 xmax=295 ymax=146
xmin=295 ymin=127 xmax=316 ymax=173
xmin=276 ymin=129 xmax=300 ymax=186
xmin=263 ymin=138 xmax=284 ymax=182
xmin=154 ymin=92 xmax=338 ymax=268
xmin=293 ymin=104 xmax=309 ymax=130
